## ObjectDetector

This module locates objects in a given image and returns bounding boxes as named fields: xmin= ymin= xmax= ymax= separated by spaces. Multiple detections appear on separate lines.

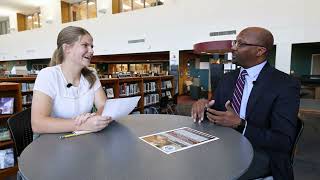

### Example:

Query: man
xmin=192 ymin=27 xmax=300 ymax=180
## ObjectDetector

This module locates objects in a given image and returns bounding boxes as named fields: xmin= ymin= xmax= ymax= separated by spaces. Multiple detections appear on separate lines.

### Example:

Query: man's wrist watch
xmin=235 ymin=119 xmax=246 ymax=133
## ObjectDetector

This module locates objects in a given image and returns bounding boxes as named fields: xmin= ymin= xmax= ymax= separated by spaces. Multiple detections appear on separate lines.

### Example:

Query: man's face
xmin=231 ymin=31 xmax=261 ymax=68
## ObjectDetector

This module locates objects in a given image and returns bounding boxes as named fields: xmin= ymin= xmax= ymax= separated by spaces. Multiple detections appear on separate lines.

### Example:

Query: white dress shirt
xmin=239 ymin=61 xmax=267 ymax=134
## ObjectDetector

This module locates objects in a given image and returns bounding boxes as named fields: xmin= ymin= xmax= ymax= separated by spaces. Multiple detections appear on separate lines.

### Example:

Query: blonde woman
xmin=31 ymin=26 xmax=112 ymax=133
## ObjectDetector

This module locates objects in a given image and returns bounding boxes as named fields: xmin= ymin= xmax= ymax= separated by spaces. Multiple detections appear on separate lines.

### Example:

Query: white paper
xmin=74 ymin=96 xmax=140 ymax=135
xmin=102 ymin=96 xmax=141 ymax=120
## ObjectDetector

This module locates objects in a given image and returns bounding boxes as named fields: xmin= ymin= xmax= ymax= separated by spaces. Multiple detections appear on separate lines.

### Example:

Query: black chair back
xmin=7 ymin=108 xmax=33 ymax=158
xmin=291 ymin=117 xmax=304 ymax=165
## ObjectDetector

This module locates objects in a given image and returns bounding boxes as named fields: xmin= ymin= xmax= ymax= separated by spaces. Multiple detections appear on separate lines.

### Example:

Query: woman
xmin=31 ymin=26 xmax=112 ymax=133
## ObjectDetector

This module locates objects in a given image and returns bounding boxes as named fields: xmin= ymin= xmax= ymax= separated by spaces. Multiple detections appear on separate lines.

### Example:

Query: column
xmin=170 ymin=50 xmax=180 ymax=95
xmin=97 ymin=0 xmax=113 ymax=17
xmin=275 ymin=43 xmax=292 ymax=74
xmin=40 ymin=0 xmax=62 ymax=27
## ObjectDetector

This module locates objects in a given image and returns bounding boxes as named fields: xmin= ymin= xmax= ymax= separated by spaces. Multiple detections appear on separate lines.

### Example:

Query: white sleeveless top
xmin=33 ymin=65 xmax=101 ymax=119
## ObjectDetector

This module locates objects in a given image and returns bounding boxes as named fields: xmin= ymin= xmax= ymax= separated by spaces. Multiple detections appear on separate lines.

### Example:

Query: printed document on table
xmin=73 ymin=96 xmax=140 ymax=135
xmin=140 ymin=127 xmax=219 ymax=154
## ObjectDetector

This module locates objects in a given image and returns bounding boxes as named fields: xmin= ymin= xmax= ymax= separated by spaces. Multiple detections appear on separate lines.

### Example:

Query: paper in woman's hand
xmin=102 ymin=96 xmax=141 ymax=121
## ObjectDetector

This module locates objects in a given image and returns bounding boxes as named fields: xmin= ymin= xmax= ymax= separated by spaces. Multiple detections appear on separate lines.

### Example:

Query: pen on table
xmin=59 ymin=133 xmax=80 ymax=139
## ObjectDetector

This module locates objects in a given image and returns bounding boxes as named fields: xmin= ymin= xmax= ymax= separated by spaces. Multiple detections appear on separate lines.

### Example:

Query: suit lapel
xmin=245 ymin=63 xmax=273 ymax=118
xmin=227 ymin=69 xmax=240 ymax=102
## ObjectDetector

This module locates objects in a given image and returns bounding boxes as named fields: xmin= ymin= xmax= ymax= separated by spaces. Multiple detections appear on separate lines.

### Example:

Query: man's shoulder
xmin=270 ymin=67 xmax=300 ymax=86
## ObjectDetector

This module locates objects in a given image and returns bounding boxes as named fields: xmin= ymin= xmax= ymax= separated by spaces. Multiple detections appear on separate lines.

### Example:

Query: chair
xmin=7 ymin=108 xmax=33 ymax=158
xmin=291 ymin=117 xmax=304 ymax=165
xmin=256 ymin=117 xmax=304 ymax=180
xmin=159 ymin=96 xmax=176 ymax=114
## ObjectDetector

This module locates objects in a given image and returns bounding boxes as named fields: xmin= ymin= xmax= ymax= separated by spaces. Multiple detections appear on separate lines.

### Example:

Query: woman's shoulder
xmin=38 ymin=65 xmax=60 ymax=77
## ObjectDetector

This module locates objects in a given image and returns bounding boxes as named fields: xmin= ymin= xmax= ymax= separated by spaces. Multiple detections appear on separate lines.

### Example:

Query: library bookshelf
xmin=0 ymin=77 xmax=36 ymax=110
xmin=0 ymin=82 xmax=22 ymax=178
xmin=0 ymin=75 xmax=175 ymax=114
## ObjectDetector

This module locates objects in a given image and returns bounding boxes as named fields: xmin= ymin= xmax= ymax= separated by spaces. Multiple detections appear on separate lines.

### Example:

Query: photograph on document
xmin=140 ymin=127 xmax=219 ymax=154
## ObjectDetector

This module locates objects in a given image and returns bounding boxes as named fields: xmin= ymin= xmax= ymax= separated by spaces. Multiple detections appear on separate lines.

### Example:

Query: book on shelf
xmin=0 ymin=127 xmax=11 ymax=142
xmin=166 ymin=81 xmax=172 ymax=89
xmin=166 ymin=91 xmax=172 ymax=99
xmin=106 ymin=88 xmax=114 ymax=98
xmin=120 ymin=83 xmax=139 ymax=96
xmin=0 ymin=97 xmax=14 ymax=115
xmin=144 ymin=94 xmax=159 ymax=106
xmin=21 ymin=83 xmax=34 ymax=92
xmin=161 ymin=80 xmax=172 ymax=89
xmin=144 ymin=82 xmax=156 ymax=93
xmin=22 ymin=94 xmax=33 ymax=105
xmin=0 ymin=148 xmax=14 ymax=169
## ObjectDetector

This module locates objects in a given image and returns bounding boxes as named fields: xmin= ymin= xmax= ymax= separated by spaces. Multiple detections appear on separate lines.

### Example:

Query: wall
xmin=0 ymin=0 xmax=320 ymax=74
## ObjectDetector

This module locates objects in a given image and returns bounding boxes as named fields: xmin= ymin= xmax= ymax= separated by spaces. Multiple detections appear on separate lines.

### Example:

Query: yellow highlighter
xmin=59 ymin=131 xmax=92 ymax=139
xmin=59 ymin=133 xmax=80 ymax=139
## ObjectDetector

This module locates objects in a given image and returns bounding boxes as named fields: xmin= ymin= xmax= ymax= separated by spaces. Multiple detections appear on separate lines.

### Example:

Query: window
xmin=0 ymin=18 xmax=9 ymax=35
xmin=61 ymin=0 xmax=97 ymax=23
xmin=117 ymin=0 xmax=164 ymax=13
xmin=26 ymin=12 xmax=41 ymax=30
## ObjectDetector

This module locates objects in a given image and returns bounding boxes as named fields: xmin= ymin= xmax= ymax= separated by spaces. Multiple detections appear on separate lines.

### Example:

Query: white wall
xmin=1 ymin=0 xmax=320 ymax=73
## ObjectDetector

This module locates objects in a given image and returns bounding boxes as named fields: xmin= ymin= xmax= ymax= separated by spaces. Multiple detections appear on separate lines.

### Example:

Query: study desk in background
xmin=19 ymin=114 xmax=253 ymax=180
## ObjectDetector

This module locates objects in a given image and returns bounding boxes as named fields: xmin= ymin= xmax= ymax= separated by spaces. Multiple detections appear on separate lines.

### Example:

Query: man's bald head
xmin=240 ymin=27 xmax=274 ymax=51
xmin=232 ymin=27 xmax=274 ymax=68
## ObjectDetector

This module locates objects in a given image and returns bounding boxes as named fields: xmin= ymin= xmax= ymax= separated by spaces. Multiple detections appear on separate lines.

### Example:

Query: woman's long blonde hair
xmin=49 ymin=26 xmax=96 ymax=88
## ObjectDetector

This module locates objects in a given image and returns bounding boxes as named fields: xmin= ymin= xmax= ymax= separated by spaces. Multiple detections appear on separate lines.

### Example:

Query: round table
xmin=19 ymin=114 xmax=253 ymax=180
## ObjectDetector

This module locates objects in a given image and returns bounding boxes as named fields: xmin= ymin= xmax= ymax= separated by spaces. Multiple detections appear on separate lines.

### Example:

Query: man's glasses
xmin=232 ymin=40 xmax=267 ymax=49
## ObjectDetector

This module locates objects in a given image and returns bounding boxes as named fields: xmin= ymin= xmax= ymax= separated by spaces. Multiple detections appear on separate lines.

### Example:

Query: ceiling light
xmin=27 ymin=16 xmax=32 ymax=19
xmin=88 ymin=1 xmax=95 ymax=6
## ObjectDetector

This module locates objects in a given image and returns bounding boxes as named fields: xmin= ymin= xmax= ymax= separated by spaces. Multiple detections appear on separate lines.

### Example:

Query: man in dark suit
xmin=192 ymin=27 xmax=300 ymax=180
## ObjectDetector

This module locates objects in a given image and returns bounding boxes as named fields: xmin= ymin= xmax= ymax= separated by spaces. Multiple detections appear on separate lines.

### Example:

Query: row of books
xmin=144 ymin=94 xmax=160 ymax=106
xmin=21 ymin=83 xmax=34 ymax=92
xmin=119 ymin=83 xmax=140 ymax=97
xmin=162 ymin=91 xmax=172 ymax=99
xmin=22 ymin=94 xmax=33 ymax=104
xmin=144 ymin=82 xmax=157 ymax=93
xmin=161 ymin=81 xmax=172 ymax=89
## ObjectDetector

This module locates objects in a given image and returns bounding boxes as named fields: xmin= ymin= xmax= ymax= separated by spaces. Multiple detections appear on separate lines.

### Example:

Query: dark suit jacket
xmin=211 ymin=62 xmax=300 ymax=180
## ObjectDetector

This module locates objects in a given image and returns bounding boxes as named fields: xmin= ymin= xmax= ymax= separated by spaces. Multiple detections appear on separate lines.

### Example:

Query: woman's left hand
xmin=73 ymin=113 xmax=96 ymax=126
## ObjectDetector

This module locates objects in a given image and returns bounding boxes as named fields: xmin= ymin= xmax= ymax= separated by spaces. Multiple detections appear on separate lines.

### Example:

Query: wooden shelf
xmin=21 ymin=90 xmax=33 ymax=95
xmin=0 ymin=77 xmax=36 ymax=83
xmin=144 ymin=103 xmax=160 ymax=108
xmin=0 ymin=165 xmax=18 ymax=178
xmin=0 ymin=115 xmax=12 ymax=121
xmin=0 ymin=140 xmax=14 ymax=149
xmin=119 ymin=93 xmax=142 ymax=98
xmin=22 ymin=102 xmax=32 ymax=107
xmin=144 ymin=91 xmax=158 ymax=95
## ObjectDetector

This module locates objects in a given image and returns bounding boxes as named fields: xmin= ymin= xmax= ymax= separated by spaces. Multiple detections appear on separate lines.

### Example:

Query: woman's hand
xmin=73 ymin=113 xmax=96 ymax=126
xmin=77 ymin=115 xmax=113 ymax=132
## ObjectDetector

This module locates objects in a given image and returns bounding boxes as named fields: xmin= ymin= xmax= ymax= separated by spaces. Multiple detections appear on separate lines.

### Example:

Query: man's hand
xmin=206 ymin=100 xmax=241 ymax=128
xmin=191 ymin=99 xmax=215 ymax=123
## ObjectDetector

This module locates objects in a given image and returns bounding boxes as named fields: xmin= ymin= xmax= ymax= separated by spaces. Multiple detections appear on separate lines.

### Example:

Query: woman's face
xmin=67 ymin=34 xmax=94 ymax=67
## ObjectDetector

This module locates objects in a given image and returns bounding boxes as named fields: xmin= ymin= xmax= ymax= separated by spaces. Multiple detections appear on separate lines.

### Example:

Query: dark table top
xmin=19 ymin=114 xmax=253 ymax=180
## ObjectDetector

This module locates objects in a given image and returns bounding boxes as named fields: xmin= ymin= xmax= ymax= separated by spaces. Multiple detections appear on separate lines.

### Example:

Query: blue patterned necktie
xmin=231 ymin=70 xmax=248 ymax=115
